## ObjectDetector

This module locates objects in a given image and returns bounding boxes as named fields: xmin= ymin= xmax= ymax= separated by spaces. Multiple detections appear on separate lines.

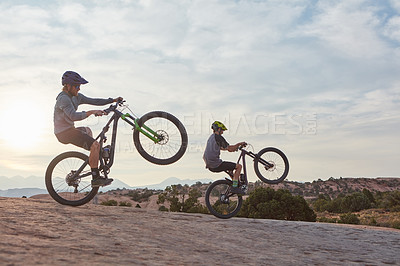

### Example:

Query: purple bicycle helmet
xmin=62 ymin=71 xmax=88 ymax=85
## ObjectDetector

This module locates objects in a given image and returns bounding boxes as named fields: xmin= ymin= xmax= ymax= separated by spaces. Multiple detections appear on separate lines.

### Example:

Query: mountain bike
xmin=45 ymin=100 xmax=188 ymax=206
xmin=205 ymin=145 xmax=289 ymax=219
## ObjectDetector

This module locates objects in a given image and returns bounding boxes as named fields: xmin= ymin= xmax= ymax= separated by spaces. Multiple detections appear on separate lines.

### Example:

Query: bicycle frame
xmin=71 ymin=102 xmax=163 ymax=180
xmin=226 ymin=147 xmax=275 ymax=186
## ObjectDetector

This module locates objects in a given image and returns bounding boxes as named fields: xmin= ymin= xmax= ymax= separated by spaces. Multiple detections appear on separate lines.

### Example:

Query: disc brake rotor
xmin=156 ymin=130 xmax=169 ymax=145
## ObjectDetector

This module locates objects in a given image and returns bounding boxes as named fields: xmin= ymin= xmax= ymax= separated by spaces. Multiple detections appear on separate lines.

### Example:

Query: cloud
xmin=0 ymin=0 xmax=399 ymax=183
xmin=384 ymin=15 xmax=400 ymax=42
xmin=297 ymin=1 xmax=389 ymax=58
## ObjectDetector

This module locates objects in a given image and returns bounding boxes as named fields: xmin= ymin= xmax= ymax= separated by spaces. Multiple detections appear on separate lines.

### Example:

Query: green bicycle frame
xmin=121 ymin=113 xmax=160 ymax=144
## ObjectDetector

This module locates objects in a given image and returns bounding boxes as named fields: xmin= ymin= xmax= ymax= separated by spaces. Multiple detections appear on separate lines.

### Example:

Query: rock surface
xmin=1 ymin=197 xmax=399 ymax=265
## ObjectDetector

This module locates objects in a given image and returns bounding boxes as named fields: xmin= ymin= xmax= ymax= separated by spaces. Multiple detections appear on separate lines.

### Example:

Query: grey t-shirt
xmin=203 ymin=134 xmax=229 ymax=169
xmin=53 ymin=91 xmax=113 ymax=134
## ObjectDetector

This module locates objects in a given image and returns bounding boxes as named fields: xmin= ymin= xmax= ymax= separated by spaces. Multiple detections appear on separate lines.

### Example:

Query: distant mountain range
xmin=0 ymin=176 xmax=213 ymax=198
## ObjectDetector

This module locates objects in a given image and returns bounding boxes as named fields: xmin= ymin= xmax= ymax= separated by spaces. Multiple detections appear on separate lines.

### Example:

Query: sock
xmin=91 ymin=168 xmax=100 ymax=179
xmin=232 ymin=180 xmax=238 ymax=187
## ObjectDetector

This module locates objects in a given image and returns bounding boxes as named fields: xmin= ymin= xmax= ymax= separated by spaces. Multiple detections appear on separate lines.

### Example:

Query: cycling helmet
xmin=62 ymin=71 xmax=88 ymax=85
xmin=211 ymin=121 xmax=227 ymax=131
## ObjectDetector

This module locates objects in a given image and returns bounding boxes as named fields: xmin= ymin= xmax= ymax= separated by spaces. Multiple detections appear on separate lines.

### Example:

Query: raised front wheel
xmin=254 ymin=147 xmax=289 ymax=184
xmin=133 ymin=111 xmax=188 ymax=165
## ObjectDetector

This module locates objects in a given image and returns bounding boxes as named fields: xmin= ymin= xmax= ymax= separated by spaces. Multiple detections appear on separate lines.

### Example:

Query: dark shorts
xmin=56 ymin=127 xmax=95 ymax=151
xmin=209 ymin=161 xmax=236 ymax=173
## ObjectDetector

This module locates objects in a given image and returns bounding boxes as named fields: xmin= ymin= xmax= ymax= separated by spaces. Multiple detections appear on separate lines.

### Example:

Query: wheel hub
xmin=65 ymin=171 xmax=80 ymax=187
xmin=220 ymin=194 xmax=230 ymax=204
xmin=265 ymin=161 xmax=276 ymax=171
xmin=156 ymin=130 xmax=169 ymax=145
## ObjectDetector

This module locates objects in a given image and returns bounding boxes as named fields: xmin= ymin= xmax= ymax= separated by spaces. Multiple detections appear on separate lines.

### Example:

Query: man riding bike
xmin=203 ymin=121 xmax=246 ymax=195
xmin=53 ymin=71 xmax=122 ymax=187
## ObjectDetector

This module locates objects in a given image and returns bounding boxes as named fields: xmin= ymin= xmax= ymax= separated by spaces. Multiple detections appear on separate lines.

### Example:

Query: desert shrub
xmin=368 ymin=218 xmax=377 ymax=226
xmin=376 ymin=191 xmax=400 ymax=210
xmin=129 ymin=189 xmax=154 ymax=203
xmin=390 ymin=220 xmax=400 ymax=230
xmin=341 ymin=193 xmax=371 ymax=212
xmin=101 ymin=199 xmax=118 ymax=206
xmin=338 ymin=213 xmax=360 ymax=225
xmin=312 ymin=191 xmax=373 ymax=213
xmin=119 ymin=201 xmax=132 ymax=207
xmin=186 ymin=204 xmax=209 ymax=214
xmin=317 ymin=217 xmax=337 ymax=223
xmin=159 ymin=205 xmax=168 ymax=211
xmin=238 ymin=187 xmax=316 ymax=222
xmin=158 ymin=186 xmax=205 ymax=213
xmin=135 ymin=204 xmax=141 ymax=208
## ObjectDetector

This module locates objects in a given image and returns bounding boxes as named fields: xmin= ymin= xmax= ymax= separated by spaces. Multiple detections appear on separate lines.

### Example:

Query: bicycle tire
xmin=253 ymin=147 xmax=289 ymax=184
xmin=45 ymin=151 xmax=99 ymax=206
xmin=205 ymin=179 xmax=243 ymax=219
xmin=133 ymin=111 xmax=188 ymax=165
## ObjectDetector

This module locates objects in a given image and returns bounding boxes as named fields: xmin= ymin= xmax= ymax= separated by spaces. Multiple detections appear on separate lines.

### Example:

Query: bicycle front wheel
xmin=254 ymin=147 xmax=289 ymax=184
xmin=205 ymin=179 xmax=243 ymax=219
xmin=45 ymin=151 xmax=99 ymax=206
xmin=133 ymin=111 xmax=188 ymax=165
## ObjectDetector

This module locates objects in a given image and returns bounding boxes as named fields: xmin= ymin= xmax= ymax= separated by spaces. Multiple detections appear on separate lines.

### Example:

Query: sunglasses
xmin=73 ymin=85 xmax=80 ymax=89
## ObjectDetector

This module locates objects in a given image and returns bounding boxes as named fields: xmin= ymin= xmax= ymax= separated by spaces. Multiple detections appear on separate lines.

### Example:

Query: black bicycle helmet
xmin=62 ymin=71 xmax=88 ymax=85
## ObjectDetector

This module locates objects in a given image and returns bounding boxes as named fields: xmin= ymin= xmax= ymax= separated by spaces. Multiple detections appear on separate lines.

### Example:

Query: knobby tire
xmin=45 ymin=151 xmax=99 ymax=206
xmin=133 ymin=111 xmax=188 ymax=165
xmin=205 ymin=179 xmax=243 ymax=219
xmin=253 ymin=147 xmax=289 ymax=184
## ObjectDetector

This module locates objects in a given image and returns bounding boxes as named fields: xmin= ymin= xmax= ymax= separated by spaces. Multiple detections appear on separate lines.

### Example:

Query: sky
xmin=0 ymin=0 xmax=399 ymax=187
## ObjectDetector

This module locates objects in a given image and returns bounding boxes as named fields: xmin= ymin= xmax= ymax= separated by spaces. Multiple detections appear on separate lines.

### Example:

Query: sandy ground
xmin=1 ymin=197 xmax=400 ymax=265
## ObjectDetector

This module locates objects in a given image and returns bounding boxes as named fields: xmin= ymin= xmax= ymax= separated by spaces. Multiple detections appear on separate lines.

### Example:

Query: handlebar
xmin=102 ymin=100 xmax=126 ymax=115
xmin=238 ymin=143 xmax=248 ymax=150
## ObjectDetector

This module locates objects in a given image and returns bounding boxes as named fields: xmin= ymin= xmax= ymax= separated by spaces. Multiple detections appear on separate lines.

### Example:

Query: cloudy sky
xmin=0 ymin=0 xmax=399 ymax=186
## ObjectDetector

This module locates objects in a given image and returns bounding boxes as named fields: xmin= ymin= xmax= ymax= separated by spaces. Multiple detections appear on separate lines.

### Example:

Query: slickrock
xmin=1 ymin=197 xmax=399 ymax=265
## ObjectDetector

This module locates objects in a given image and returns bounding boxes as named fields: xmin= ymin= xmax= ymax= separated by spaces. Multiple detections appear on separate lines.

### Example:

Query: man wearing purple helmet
xmin=54 ymin=71 xmax=123 ymax=187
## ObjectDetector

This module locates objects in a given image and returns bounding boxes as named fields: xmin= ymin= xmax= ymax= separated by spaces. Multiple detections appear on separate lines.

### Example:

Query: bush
xmin=391 ymin=220 xmax=400 ymax=230
xmin=312 ymin=191 xmax=373 ymax=213
xmin=129 ymin=189 xmax=154 ymax=203
xmin=101 ymin=199 xmax=118 ymax=206
xmin=238 ymin=187 xmax=316 ymax=222
xmin=157 ymin=186 xmax=205 ymax=213
xmin=159 ymin=205 xmax=168 ymax=211
xmin=338 ymin=213 xmax=360 ymax=225
xmin=376 ymin=191 xmax=400 ymax=209
xmin=317 ymin=217 xmax=337 ymax=223
xmin=119 ymin=201 xmax=132 ymax=207
xmin=341 ymin=193 xmax=371 ymax=212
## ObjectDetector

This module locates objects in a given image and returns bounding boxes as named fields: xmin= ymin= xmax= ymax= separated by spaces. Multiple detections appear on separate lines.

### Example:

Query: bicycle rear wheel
xmin=45 ymin=151 xmax=99 ymax=206
xmin=253 ymin=147 xmax=289 ymax=184
xmin=133 ymin=111 xmax=188 ymax=165
xmin=205 ymin=179 xmax=243 ymax=219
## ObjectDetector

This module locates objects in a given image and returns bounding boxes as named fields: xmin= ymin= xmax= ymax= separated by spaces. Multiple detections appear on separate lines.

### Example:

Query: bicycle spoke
xmin=138 ymin=117 xmax=183 ymax=160
xmin=46 ymin=152 xmax=98 ymax=205
xmin=205 ymin=180 xmax=242 ymax=218
xmin=254 ymin=147 xmax=289 ymax=184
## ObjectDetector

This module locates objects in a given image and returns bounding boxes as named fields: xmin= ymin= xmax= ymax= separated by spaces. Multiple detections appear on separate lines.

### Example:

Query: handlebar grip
xmin=238 ymin=143 xmax=248 ymax=150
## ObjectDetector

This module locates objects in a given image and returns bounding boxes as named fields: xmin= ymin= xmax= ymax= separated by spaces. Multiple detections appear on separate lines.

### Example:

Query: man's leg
xmin=89 ymin=141 xmax=100 ymax=169
xmin=232 ymin=163 xmax=242 ymax=187
xmin=89 ymin=140 xmax=113 ymax=187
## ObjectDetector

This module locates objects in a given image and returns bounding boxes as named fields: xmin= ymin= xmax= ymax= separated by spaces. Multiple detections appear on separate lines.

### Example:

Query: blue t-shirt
xmin=203 ymin=134 xmax=229 ymax=169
